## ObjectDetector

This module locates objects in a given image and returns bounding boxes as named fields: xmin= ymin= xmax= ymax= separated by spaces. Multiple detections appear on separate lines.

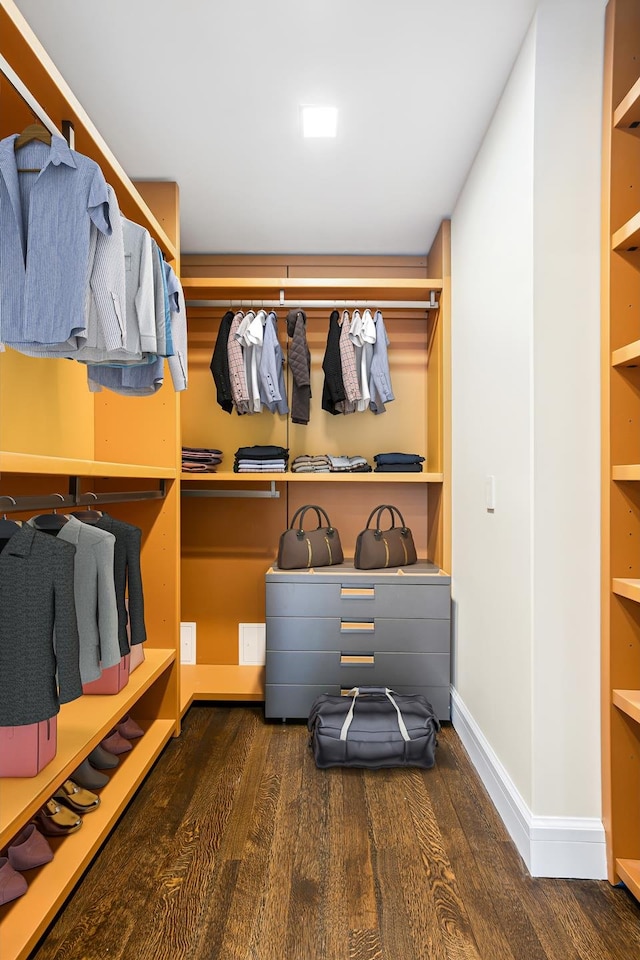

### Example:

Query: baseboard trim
xmin=450 ymin=687 xmax=607 ymax=879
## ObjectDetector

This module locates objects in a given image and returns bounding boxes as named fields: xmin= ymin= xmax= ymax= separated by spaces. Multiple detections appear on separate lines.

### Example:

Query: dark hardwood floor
xmin=31 ymin=705 xmax=640 ymax=960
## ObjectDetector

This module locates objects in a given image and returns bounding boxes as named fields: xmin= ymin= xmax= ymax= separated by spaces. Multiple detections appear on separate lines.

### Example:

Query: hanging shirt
xmin=164 ymin=262 xmax=188 ymax=392
xmin=259 ymin=311 xmax=289 ymax=414
xmin=349 ymin=309 xmax=376 ymax=412
xmin=368 ymin=310 xmax=394 ymax=414
xmin=0 ymin=134 xmax=110 ymax=352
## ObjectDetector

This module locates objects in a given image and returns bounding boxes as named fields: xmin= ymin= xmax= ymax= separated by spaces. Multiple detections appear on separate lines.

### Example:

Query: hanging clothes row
xmin=210 ymin=308 xmax=289 ymax=417
xmin=323 ymin=308 xmax=394 ymax=416
xmin=0 ymin=132 xmax=187 ymax=396
xmin=0 ymin=508 xmax=146 ymax=728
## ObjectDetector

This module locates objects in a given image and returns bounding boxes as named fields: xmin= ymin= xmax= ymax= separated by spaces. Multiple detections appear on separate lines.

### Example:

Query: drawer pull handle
xmin=340 ymin=621 xmax=375 ymax=632
xmin=340 ymin=587 xmax=375 ymax=599
xmin=340 ymin=654 xmax=375 ymax=664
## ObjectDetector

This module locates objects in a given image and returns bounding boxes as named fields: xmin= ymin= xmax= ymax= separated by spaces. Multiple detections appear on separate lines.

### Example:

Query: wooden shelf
xmin=182 ymin=276 xmax=443 ymax=302
xmin=616 ymin=859 xmax=640 ymax=900
xmin=612 ymin=578 xmax=640 ymax=603
xmin=0 ymin=717 xmax=175 ymax=960
xmin=612 ymin=464 xmax=640 ymax=480
xmin=181 ymin=664 xmax=264 ymax=715
xmin=0 ymin=648 xmax=176 ymax=848
xmin=613 ymin=690 xmax=640 ymax=724
xmin=0 ymin=1 xmax=176 ymax=261
xmin=612 ymin=210 xmax=640 ymax=254
xmin=613 ymin=75 xmax=640 ymax=135
xmin=0 ymin=451 xmax=176 ymax=478
xmin=181 ymin=471 xmax=443 ymax=484
xmin=612 ymin=339 xmax=640 ymax=367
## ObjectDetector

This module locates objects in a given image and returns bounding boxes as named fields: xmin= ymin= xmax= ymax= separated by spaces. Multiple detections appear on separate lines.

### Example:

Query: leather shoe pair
xmin=0 ymin=857 xmax=28 ymax=905
xmin=101 ymin=729 xmax=132 ymax=755
xmin=88 ymin=743 xmax=120 ymax=769
xmin=54 ymin=779 xmax=100 ymax=813
xmin=35 ymin=799 xmax=82 ymax=836
xmin=6 ymin=823 xmax=53 ymax=871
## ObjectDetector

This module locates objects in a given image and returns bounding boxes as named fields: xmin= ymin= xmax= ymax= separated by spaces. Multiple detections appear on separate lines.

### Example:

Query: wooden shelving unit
xmin=0 ymin=3 xmax=182 ymax=956
xmin=179 ymin=240 xmax=451 ymax=704
xmin=601 ymin=0 xmax=640 ymax=899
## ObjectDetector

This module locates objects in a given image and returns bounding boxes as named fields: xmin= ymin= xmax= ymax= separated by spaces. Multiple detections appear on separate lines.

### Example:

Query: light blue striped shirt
xmin=0 ymin=134 xmax=110 ymax=348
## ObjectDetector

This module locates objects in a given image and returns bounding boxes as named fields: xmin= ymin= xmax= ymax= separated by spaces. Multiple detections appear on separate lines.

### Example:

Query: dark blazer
xmin=0 ymin=525 xmax=82 ymax=725
xmin=322 ymin=309 xmax=346 ymax=415
xmin=94 ymin=514 xmax=147 ymax=654
xmin=210 ymin=309 xmax=235 ymax=413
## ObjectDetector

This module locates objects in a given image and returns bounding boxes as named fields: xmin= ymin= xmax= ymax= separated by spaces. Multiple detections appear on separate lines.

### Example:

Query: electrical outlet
xmin=180 ymin=622 xmax=197 ymax=664
xmin=239 ymin=623 xmax=266 ymax=665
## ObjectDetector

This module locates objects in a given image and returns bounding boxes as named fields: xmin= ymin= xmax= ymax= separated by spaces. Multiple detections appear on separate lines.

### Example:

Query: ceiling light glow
xmin=302 ymin=105 xmax=338 ymax=138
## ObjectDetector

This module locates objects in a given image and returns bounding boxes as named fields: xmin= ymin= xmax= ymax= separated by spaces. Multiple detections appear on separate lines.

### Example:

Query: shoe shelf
xmin=612 ymin=578 xmax=640 ymax=604
xmin=180 ymin=664 xmax=264 ymax=716
xmin=0 ymin=451 xmax=176 ymax=479
xmin=0 ymin=716 xmax=175 ymax=960
xmin=616 ymin=859 xmax=640 ymax=901
xmin=180 ymin=472 xmax=444 ymax=484
xmin=612 ymin=690 xmax=640 ymax=724
xmin=0 ymin=648 xmax=175 ymax=849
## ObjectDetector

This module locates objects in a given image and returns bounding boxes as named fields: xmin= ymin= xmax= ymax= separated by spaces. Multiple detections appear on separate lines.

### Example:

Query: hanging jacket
xmin=286 ymin=308 xmax=311 ymax=425
xmin=322 ymin=309 xmax=346 ymax=415
xmin=210 ymin=310 xmax=235 ymax=413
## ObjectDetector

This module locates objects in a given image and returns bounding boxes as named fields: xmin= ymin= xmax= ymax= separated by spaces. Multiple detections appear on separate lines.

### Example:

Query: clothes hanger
xmin=71 ymin=493 xmax=103 ymax=524
xmin=31 ymin=494 xmax=69 ymax=531
xmin=14 ymin=123 xmax=52 ymax=150
xmin=0 ymin=498 xmax=22 ymax=539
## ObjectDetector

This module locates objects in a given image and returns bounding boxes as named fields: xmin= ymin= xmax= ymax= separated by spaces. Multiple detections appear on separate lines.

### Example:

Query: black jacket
xmin=322 ymin=310 xmax=346 ymax=415
xmin=210 ymin=310 xmax=235 ymax=413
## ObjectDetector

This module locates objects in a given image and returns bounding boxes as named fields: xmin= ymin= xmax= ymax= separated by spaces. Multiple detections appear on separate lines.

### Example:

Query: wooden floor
xmin=29 ymin=705 xmax=640 ymax=960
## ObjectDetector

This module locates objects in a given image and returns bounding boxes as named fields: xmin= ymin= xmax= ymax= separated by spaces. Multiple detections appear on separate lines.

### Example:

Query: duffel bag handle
xmin=364 ymin=504 xmax=410 ymax=540
xmin=288 ymin=504 xmax=335 ymax=538
xmin=339 ymin=686 xmax=410 ymax=743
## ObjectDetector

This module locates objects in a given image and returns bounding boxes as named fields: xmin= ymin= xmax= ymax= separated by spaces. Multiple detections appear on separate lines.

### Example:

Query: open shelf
xmin=0 ymin=648 xmax=176 ymax=848
xmin=0 ymin=452 xmax=176 ymax=479
xmin=180 ymin=471 xmax=443 ymax=484
xmin=612 ymin=465 xmax=640 ymax=480
xmin=181 ymin=664 xmax=264 ymax=715
xmin=612 ymin=690 xmax=640 ymax=724
xmin=612 ymin=210 xmax=640 ymax=255
xmin=612 ymin=340 xmax=640 ymax=367
xmin=612 ymin=578 xmax=640 ymax=603
xmin=182 ymin=276 xmax=443 ymax=302
xmin=0 ymin=717 xmax=175 ymax=960
xmin=613 ymin=75 xmax=640 ymax=135
xmin=616 ymin=859 xmax=640 ymax=900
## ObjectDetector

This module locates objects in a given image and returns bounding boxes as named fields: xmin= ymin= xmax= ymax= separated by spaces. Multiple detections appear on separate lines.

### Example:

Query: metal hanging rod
xmin=186 ymin=292 xmax=440 ymax=311
xmin=0 ymin=480 xmax=167 ymax=514
xmin=182 ymin=482 xmax=280 ymax=500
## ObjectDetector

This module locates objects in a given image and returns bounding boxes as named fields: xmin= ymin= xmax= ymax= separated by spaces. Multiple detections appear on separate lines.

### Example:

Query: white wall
xmin=451 ymin=0 xmax=605 ymax=871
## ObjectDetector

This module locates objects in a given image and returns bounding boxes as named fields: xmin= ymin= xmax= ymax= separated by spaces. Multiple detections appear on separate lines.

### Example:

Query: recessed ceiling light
xmin=302 ymin=105 xmax=338 ymax=138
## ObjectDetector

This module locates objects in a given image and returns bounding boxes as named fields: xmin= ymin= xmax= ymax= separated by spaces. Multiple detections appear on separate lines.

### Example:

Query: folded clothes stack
xmin=182 ymin=446 xmax=223 ymax=472
xmin=234 ymin=444 xmax=289 ymax=472
xmin=373 ymin=452 xmax=425 ymax=473
xmin=328 ymin=455 xmax=372 ymax=473
xmin=291 ymin=455 xmax=331 ymax=473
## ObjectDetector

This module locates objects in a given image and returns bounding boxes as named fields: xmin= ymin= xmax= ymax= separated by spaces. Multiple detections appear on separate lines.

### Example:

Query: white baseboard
xmin=450 ymin=687 xmax=607 ymax=880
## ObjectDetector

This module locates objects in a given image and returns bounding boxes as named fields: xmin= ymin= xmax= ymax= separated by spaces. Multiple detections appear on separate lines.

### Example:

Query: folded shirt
xmin=235 ymin=445 xmax=289 ymax=460
xmin=374 ymin=463 xmax=423 ymax=473
xmin=234 ymin=465 xmax=287 ymax=473
xmin=373 ymin=452 xmax=425 ymax=465
xmin=182 ymin=447 xmax=223 ymax=455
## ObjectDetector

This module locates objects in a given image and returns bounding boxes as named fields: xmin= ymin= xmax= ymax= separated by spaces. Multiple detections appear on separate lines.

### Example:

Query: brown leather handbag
xmin=277 ymin=505 xmax=344 ymax=569
xmin=354 ymin=504 xmax=417 ymax=569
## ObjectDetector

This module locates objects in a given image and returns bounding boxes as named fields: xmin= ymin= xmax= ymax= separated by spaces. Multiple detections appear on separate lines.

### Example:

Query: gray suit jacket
xmin=94 ymin=513 xmax=147 ymax=653
xmin=27 ymin=516 xmax=120 ymax=683
xmin=0 ymin=525 xmax=82 ymax=725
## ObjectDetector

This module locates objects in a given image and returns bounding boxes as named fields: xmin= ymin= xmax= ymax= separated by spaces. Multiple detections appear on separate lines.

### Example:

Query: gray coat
xmin=27 ymin=515 xmax=120 ymax=683
xmin=93 ymin=513 xmax=147 ymax=653
xmin=0 ymin=525 xmax=82 ymax=725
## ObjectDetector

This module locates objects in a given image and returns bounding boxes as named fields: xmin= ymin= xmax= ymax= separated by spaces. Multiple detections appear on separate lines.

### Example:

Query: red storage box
xmin=82 ymin=654 xmax=130 ymax=695
xmin=0 ymin=716 xmax=57 ymax=777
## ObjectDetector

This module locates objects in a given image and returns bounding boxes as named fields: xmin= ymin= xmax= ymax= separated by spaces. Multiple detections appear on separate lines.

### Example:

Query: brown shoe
xmin=0 ymin=857 xmax=28 ymax=904
xmin=7 ymin=823 xmax=54 ymax=870
xmin=35 ymin=799 xmax=82 ymax=836
xmin=54 ymin=779 xmax=100 ymax=813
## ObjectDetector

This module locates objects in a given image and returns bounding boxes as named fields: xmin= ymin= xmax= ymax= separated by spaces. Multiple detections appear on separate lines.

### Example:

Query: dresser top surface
xmin=266 ymin=561 xmax=450 ymax=585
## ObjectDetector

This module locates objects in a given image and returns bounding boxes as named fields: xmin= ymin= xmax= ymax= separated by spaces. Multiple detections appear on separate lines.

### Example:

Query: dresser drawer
xmin=266 ymin=650 xmax=449 ymax=688
xmin=264 ymin=683 xmax=451 ymax=721
xmin=266 ymin=616 xmax=450 ymax=654
xmin=265 ymin=581 xmax=450 ymax=620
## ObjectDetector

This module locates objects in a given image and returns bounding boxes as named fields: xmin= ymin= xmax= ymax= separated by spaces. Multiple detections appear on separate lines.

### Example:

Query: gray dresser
xmin=265 ymin=561 xmax=451 ymax=721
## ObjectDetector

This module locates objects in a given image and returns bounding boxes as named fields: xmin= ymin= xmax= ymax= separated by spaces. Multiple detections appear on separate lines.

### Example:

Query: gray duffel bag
xmin=308 ymin=686 xmax=440 ymax=770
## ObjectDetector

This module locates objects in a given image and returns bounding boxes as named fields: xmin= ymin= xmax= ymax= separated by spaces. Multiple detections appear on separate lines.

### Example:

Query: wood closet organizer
xmin=601 ymin=0 xmax=640 ymax=901
xmin=0 ymin=3 xmax=181 ymax=957
xmin=179 ymin=241 xmax=451 ymax=712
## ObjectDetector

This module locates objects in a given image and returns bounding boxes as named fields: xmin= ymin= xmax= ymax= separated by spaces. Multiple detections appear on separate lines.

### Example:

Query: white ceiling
xmin=15 ymin=0 xmax=538 ymax=256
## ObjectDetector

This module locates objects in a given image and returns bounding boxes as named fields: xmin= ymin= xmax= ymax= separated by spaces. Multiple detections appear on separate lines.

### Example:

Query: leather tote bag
xmin=277 ymin=505 xmax=344 ymax=570
xmin=308 ymin=686 xmax=440 ymax=770
xmin=354 ymin=504 xmax=417 ymax=569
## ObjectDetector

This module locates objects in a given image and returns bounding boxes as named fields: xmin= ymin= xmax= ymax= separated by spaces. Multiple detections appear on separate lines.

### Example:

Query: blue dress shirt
xmin=0 ymin=134 xmax=110 ymax=350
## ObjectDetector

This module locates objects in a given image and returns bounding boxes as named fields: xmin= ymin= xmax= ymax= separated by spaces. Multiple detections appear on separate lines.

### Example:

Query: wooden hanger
xmin=14 ymin=123 xmax=52 ymax=150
